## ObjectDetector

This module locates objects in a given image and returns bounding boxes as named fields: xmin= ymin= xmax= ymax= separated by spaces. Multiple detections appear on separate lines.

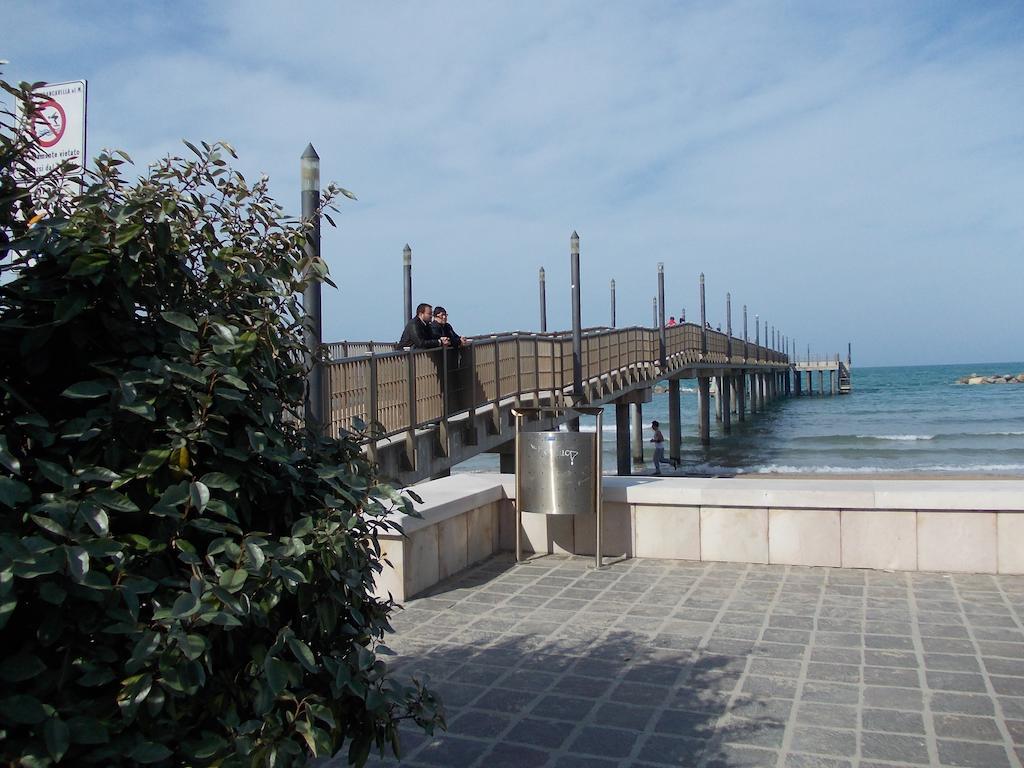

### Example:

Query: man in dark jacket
xmin=400 ymin=303 xmax=449 ymax=349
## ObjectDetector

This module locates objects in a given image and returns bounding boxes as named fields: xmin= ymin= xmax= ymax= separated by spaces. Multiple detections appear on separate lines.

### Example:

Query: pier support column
xmin=631 ymin=402 xmax=644 ymax=466
xmin=671 ymin=380 xmax=679 ymax=466
xmin=748 ymin=373 xmax=757 ymax=413
xmin=818 ymin=370 xmax=824 ymax=395
xmin=785 ymin=370 xmax=792 ymax=396
xmin=730 ymin=377 xmax=739 ymax=414
xmin=714 ymin=377 xmax=723 ymax=422
xmin=668 ymin=379 xmax=681 ymax=467
xmin=615 ymin=402 xmax=631 ymax=476
xmin=794 ymin=370 xmax=801 ymax=396
xmin=698 ymin=377 xmax=711 ymax=445
xmin=807 ymin=370 xmax=813 ymax=394
xmin=830 ymin=370 xmax=836 ymax=395
xmin=737 ymin=374 xmax=746 ymax=421
xmin=721 ymin=375 xmax=732 ymax=434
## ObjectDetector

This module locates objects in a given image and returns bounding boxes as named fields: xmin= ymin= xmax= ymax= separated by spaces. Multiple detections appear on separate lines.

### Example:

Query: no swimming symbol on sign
xmin=17 ymin=79 xmax=87 ymax=176
xmin=29 ymin=98 xmax=67 ymax=148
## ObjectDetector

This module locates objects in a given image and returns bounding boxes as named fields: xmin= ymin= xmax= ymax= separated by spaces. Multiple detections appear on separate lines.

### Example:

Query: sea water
xmin=454 ymin=362 xmax=1024 ymax=476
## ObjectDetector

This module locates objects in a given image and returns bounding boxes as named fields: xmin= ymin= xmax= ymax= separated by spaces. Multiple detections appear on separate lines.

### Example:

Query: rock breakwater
xmin=956 ymin=373 xmax=1024 ymax=385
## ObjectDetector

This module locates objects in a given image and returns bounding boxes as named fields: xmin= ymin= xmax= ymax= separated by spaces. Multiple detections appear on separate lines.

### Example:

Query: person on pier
xmin=400 ymin=303 xmax=449 ymax=349
xmin=667 ymin=316 xmax=677 ymax=327
xmin=429 ymin=306 xmax=468 ymax=349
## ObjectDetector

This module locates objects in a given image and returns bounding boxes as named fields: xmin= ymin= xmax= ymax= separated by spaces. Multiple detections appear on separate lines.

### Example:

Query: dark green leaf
xmin=91 ymin=488 xmax=138 ymax=512
xmin=130 ymin=742 xmax=173 ymax=764
xmin=199 ymin=472 xmax=239 ymax=491
xmin=189 ymin=481 xmax=210 ymax=513
xmin=218 ymin=569 xmax=246 ymax=593
xmin=179 ymin=634 xmax=206 ymax=661
xmin=287 ymin=637 xmax=318 ymax=674
xmin=219 ymin=374 xmax=248 ymax=390
xmin=68 ymin=251 xmax=109 ymax=276
xmin=265 ymin=657 xmax=289 ymax=695
xmin=0 ymin=694 xmax=47 ymax=724
xmin=44 ymin=716 xmax=70 ymax=761
xmin=188 ymin=733 xmax=227 ymax=760
xmin=0 ymin=476 xmax=31 ymax=508
xmin=172 ymin=592 xmax=200 ymax=619
xmin=67 ymin=546 xmax=89 ymax=582
xmin=136 ymin=448 xmax=169 ymax=477
xmin=53 ymin=293 xmax=88 ymax=324
xmin=161 ymin=311 xmax=198 ymax=332
xmin=35 ymin=459 xmax=71 ymax=487
xmin=60 ymin=380 xmax=109 ymax=399
xmin=119 ymin=401 xmax=156 ymax=420
xmin=244 ymin=541 xmax=265 ymax=570
xmin=0 ymin=435 xmax=22 ymax=475
xmin=0 ymin=654 xmax=45 ymax=682
xmin=38 ymin=581 xmax=66 ymax=605
xmin=165 ymin=361 xmax=205 ymax=383
xmin=79 ymin=503 xmax=109 ymax=536
xmin=114 ymin=222 xmax=143 ymax=246
xmin=67 ymin=716 xmax=109 ymax=744
xmin=30 ymin=514 xmax=69 ymax=538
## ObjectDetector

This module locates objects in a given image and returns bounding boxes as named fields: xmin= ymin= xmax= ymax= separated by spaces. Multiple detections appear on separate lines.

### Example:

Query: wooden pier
xmin=322 ymin=322 xmax=813 ymax=485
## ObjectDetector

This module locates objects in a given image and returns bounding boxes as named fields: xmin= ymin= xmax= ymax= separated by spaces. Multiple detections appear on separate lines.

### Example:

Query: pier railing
xmin=324 ymin=322 xmax=787 ymax=442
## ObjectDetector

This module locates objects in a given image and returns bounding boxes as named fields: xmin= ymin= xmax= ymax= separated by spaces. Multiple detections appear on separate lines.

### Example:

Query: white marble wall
xmin=373 ymin=474 xmax=1024 ymax=601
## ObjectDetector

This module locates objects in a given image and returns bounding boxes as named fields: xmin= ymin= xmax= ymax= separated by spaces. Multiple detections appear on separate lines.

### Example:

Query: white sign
xmin=17 ymin=80 xmax=88 ymax=177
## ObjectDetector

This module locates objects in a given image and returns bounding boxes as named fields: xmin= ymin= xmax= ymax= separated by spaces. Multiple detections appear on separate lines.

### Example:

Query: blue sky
xmin=4 ymin=1 xmax=1023 ymax=366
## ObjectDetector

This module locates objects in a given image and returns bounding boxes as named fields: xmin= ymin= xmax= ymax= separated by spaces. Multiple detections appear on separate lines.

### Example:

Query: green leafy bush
xmin=0 ymin=78 xmax=442 ymax=766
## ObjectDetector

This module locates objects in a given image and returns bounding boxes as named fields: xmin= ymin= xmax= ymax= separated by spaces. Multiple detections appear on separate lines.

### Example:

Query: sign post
xmin=17 ymin=80 xmax=88 ymax=180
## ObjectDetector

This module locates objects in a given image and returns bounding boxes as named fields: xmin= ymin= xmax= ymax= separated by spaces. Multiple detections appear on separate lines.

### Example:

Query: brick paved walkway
xmin=344 ymin=555 xmax=1024 ymax=767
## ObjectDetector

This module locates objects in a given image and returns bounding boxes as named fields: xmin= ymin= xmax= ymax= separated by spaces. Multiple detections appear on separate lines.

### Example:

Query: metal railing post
xmin=539 ymin=267 xmax=547 ymax=332
xmin=726 ymin=292 xmax=732 ymax=362
xmin=755 ymin=315 xmax=760 ymax=363
xmin=405 ymin=350 xmax=417 ymax=469
xmin=402 ymin=244 xmax=412 ymax=326
xmin=570 ymin=231 xmax=583 ymax=409
xmin=301 ymin=143 xmax=324 ymax=436
xmin=595 ymin=408 xmax=603 ymax=569
xmin=514 ymin=333 xmax=522 ymax=406
xmin=699 ymin=273 xmax=707 ymax=358
xmin=657 ymin=263 xmax=666 ymax=370
xmin=743 ymin=305 xmax=748 ymax=361
xmin=367 ymin=352 xmax=379 ymax=464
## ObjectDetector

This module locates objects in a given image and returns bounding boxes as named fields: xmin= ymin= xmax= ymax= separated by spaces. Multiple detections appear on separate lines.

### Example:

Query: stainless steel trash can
xmin=518 ymin=431 xmax=596 ymax=516
xmin=513 ymin=407 xmax=604 ymax=568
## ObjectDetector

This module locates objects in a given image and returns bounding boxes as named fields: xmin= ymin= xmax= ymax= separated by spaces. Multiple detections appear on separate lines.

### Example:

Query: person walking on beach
xmin=650 ymin=420 xmax=666 ymax=476
xmin=400 ymin=303 xmax=449 ymax=349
